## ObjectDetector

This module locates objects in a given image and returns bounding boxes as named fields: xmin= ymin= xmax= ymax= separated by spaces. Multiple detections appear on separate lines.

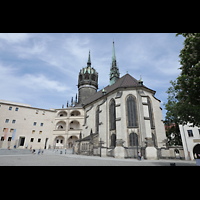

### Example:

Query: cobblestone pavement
xmin=0 ymin=150 xmax=197 ymax=166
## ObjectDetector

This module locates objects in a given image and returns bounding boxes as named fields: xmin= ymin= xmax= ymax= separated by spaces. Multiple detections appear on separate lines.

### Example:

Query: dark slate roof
xmin=83 ymin=73 xmax=156 ymax=107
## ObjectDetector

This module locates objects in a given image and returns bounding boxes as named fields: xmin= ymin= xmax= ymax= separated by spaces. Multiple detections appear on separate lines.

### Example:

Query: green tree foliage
xmin=164 ymin=33 xmax=200 ymax=145
xmin=175 ymin=33 xmax=200 ymax=126
xmin=164 ymin=80 xmax=182 ymax=146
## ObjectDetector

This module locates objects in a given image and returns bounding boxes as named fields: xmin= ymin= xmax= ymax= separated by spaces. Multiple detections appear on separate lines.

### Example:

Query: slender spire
xmin=112 ymin=41 xmax=116 ymax=63
xmin=87 ymin=50 xmax=91 ymax=66
xmin=110 ymin=41 xmax=120 ymax=86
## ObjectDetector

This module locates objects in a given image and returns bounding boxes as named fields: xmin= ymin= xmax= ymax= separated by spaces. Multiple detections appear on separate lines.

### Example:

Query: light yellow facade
xmin=0 ymin=100 xmax=84 ymax=149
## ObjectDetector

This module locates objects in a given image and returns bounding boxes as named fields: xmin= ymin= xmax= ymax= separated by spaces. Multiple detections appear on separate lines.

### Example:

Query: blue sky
xmin=0 ymin=33 xmax=185 ymax=118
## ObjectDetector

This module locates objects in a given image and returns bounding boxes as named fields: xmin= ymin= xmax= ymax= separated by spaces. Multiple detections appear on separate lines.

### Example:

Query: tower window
xmin=84 ymin=72 xmax=89 ymax=80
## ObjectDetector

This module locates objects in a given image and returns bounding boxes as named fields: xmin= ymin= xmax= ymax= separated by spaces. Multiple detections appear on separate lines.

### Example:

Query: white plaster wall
xmin=179 ymin=123 xmax=200 ymax=160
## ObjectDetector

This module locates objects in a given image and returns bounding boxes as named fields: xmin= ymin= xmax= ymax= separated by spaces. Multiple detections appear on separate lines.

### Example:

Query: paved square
xmin=0 ymin=150 xmax=197 ymax=166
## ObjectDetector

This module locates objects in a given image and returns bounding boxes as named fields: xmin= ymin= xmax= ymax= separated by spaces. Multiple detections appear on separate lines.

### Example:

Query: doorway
xmin=193 ymin=144 xmax=200 ymax=159
xmin=19 ymin=137 xmax=25 ymax=147
xmin=44 ymin=138 xmax=49 ymax=149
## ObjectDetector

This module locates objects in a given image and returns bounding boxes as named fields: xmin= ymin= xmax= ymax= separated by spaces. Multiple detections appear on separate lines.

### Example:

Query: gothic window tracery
xmin=129 ymin=132 xmax=138 ymax=146
xmin=109 ymin=99 xmax=116 ymax=130
xmin=126 ymin=95 xmax=138 ymax=127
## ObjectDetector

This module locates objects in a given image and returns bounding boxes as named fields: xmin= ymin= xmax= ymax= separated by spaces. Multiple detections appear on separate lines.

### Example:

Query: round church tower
xmin=78 ymin=51 xmax=98 ymax=105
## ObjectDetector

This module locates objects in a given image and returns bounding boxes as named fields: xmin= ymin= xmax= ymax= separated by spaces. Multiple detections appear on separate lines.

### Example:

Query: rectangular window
xmin=40 ymin=123 xmax=43 ymax=126
xmin=9 ymin=107 xmax=12 ymax=110
xmin=30 ymin=138 xmax=34 ymax=142
xmin=12 ymin=120 xmax=16 ymax=124
xmin=5 ymin=119 xmax=9 ymax=123
xmin=33 ymin=122 xmax=37 ymax=126
xmin=38 ymin=138 xmax=41 ymax=143
xmin=198 ymin=129 xmax=200 ymax=135
xmin=32 ymin=130 xmax=35 ymax=134
xmin=1 ymin=137 xmax=4 ymax=141
xmin=187 ymin=130 xmax=193 ymax=137
xmin=10 ymin=129 xmax=14 ymax=133
xmin=8 ymin=137 xmax=12 ymax=141
xmin=39 ymin=131 xmax=42 ymax=134
xmin=15 ymin=108 xmax=19 ymax=111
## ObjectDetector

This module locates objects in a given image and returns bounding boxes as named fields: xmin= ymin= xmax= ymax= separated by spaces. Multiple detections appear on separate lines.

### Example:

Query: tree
xmin=164 ymin=80 xmax=182 ymax=146
xmin=175 ymin=33 xmax=200 ymax=126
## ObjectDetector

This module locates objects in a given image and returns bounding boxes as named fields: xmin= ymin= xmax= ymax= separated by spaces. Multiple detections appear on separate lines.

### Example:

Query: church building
xmin=75 ymin=42 xmax=168 ymax=159
xmin=0 ymin=42 xmax=171 ymax=160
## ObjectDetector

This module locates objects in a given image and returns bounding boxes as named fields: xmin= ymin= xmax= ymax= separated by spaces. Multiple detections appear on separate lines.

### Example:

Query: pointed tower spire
xmin=87 ymin=50 xmax=91 ymax=66
xmin=112 ymin=41 xmax=116 ymax=63
xmin=110 ymin=41 xmax=120 ymax=86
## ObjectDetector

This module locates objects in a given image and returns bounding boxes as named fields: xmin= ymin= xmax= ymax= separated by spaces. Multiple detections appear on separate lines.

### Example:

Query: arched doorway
xmin=129 ymin=132 xmax=138 ymax=147
xmin=54 ymin=136 xmax=65 ymax=149
xmin=67 ymin=136 xmax=78 ymax=149
xmin=193 ymin=144 xmax=200 ymax=159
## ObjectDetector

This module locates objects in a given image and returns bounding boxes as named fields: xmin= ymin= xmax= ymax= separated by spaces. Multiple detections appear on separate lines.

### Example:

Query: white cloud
xmin=16 ymin=40 xmax=46 ymax=59
xmin=0 ymin=33 xmax=30 ymax=44
xmin=21 ymin=74 xmax=70 ymax=92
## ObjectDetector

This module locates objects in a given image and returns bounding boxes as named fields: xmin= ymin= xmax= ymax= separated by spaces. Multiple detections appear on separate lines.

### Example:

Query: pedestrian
xmin=138 ymin=151 xmax=141 ymax=160
xmin=38 ymin=149 xmax=40 ymax=155
xmin=32 ymin=149 xmax=35 ymax=154
xmin=41 ymin=150 xmax=43 ymax=155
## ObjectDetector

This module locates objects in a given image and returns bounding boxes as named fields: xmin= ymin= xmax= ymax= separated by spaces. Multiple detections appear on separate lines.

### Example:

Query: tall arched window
xmin=109 ymin=99 xmax=116 ymax=130
xmin=126 ymin=95 xmax=138 ymax=127
xmin=96 ymin=106 xmax=99 ymax=133
xmin=129 ymin=132 xmax=138 ymax=146
xmin=147 ymin=98 xmax=155 ymax=128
